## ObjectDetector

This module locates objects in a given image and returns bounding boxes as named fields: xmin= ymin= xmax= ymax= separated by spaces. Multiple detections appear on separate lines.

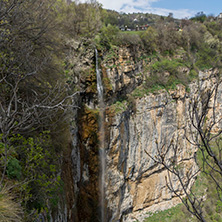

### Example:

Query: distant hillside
xmin=102 ymin=10 xmax=180 ymax=30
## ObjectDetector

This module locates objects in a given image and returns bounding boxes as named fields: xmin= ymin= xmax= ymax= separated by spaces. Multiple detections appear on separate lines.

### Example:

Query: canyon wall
xmin=105 ymin=84 xmax=196 ymax=221
xmin=70 ymin=44 xmax=222 ymax=221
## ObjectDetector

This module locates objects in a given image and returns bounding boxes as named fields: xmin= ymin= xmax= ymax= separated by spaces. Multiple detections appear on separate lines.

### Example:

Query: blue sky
xmin=96 ymin=0 xmax=222 ymax=19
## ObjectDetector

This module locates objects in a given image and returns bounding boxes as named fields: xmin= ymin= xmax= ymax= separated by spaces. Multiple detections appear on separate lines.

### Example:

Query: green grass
xmin=124 ymin=30 xmax=146 ymax=35
xmin=143 ymin=204 xmax=187 ymax=222
xmin=131 ymin=84 xmax=165 ymax=98
xmin=110 ymin=100 xmax=128 ymax=113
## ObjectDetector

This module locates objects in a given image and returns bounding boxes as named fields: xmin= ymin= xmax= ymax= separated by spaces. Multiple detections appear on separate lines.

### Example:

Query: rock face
xmin=70 ymin=44 xmax=222 ymax=221
xmin=104 ymin=68 xmax=222 ymax=221
xmin=101 ymin=46 xmax=144 ymax=104
xmin=105 ymin=84 xmax=197 ymax=221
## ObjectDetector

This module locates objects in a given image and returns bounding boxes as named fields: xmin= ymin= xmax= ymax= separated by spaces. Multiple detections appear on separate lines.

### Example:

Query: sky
xmin=96 ymin=0 xmax=222 ymax=19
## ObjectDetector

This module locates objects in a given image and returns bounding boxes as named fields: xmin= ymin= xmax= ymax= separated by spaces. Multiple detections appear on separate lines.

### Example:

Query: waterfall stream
xmin=95 ymin=49 xmax=106 ymax=222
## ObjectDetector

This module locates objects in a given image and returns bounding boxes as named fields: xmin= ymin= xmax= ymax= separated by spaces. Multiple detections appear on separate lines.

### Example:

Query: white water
xmin=96 ymin=49 xmax=104 ymax=101
xmin=95 ymin=49 xmax=106 ymax=222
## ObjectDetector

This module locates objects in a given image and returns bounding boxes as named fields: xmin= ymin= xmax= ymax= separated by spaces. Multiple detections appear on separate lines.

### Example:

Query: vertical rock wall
xmin=104 ymin=69 xmax=222 ymax=221
xmin=69 ymin=43 xmax=222 ymax=222
xmin=105 ymin=85 xmax=197 ymax=221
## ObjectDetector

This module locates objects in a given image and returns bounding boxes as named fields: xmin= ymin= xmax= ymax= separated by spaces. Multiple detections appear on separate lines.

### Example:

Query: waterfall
xmin=96 ymin=49 xmax=104 ymax=102
xmin=95 ymin=49 xmax=106 ymax=222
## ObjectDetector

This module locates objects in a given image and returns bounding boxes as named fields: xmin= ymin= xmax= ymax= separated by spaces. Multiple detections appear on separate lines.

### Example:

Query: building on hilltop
xmin=218 ymin=13 xmax=222 ymax=19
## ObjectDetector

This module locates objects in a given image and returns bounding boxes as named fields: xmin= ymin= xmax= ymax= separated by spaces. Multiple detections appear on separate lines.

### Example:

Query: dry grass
xmin=0 ymin=186 xmax=23 ymax=222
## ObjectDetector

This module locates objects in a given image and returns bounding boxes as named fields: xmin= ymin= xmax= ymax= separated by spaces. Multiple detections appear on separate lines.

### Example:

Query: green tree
xmin=0 ymin=0 xmax=77 ymax=219
xmin=191 ymin=11 xmax=207 ymax=23
xmin=140 ymin=26 xmax=158 ymax=53
xmin=99 ymin=24 xmax=120 ymax=48
xmin=102 ymin=9 xmax=119 ymax=26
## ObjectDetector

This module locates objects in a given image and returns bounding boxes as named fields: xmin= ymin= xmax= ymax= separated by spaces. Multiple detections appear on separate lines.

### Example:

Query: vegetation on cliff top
xmin=98 ymin=11 xmax=222 ymax=99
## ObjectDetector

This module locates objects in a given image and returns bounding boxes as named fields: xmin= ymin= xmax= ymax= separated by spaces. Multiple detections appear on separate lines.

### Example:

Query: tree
xmin=140 ymin=26 xmax=158 ymax=53
xmin=102 ymin=9 xmax=119 ymax=26
xmin=0 ymin=0 xmax=79 ymax=219
xmin=166 ymin=12 xmax=174 ymax=23
xmin=99 ymin=24 xmax=120 ymax=48
xmin=190 ymin=11 xmax=207 ymax=23
xmin=155 ymin=22 xmax=181 ymax=53
xmin=62 ymin=0 xmax=102 ymax=38
xmin=146 ymin=71 xmax=222 ymax=221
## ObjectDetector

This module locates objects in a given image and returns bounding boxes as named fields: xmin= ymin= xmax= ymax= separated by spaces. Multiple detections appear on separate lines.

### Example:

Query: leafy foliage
xmin=0 ymin=0 xmax=78 ymax=220
xmin=190 ymin=12 xmax=207 ymax=23
xmin=144 ymin=204 xmax=188 ymax=222
xmin=144 ymin=58 xmax=189 ymax=91
xmin=6 ymin=158 xmax=22 ymax=180
xmin=140 ymin=27 xmax=158 ymax=53
xmin=2 ymin=132 xmax=63 ymax=219
xmin=110 ymin=100 xmax=128 ymax=114
xmin=98 ymin=24 xmax=120 ymax=48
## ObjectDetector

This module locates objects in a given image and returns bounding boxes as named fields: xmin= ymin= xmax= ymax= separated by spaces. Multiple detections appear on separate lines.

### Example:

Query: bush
xmin=195 ymin=45 xmax=218 ymax=70
xmin=150 ymin=59 xmax=183 ymax=74
xmin=6 ymin=158 xmax=22 ymax=180
xmin=99 ymin=24 xmax=120 ymax=48
xmin=181 ymin=23 xmax=205 ymax=51
xmin=189 ymin=69 xmax=198 ymax=80
xmin=110 ymin=100 xmax=128 ymax=113
xmin=140 ymin=27 xmax=158 ymax=53
xmin=114 ymin=32 xmax=142 ymax=46
xmin=155 ymin=22 xmax=182 ymax=54
xmin=145 ymin=59 xmax=189 ymax=90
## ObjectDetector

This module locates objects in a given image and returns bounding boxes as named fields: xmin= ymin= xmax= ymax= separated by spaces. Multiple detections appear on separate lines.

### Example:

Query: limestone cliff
xmin=70 ymin=44 xmax=222 ymax=221
xmin=105 ymin=84 xmax=196 ymax=221
xmin=101 ymin=46 xmax=144 ymax=103
xmin=104 ymin=68 xmax=222 ymax=221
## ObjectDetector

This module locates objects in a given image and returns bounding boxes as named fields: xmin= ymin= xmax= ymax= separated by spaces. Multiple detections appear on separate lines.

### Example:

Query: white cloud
xmin=98 ymin=0 xmax=158 ymax=12
xmin=146 ymin=7 xmax=195 ymax=19
xmin=97 ymin=0 xmax=195 ymax=19
xmin=77 ymin=0 xmax=196 ymax=19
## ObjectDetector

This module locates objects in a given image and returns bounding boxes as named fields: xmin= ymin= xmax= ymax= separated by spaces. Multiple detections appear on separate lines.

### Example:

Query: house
xmin=218 ymin=13 xmax=222 ymax=19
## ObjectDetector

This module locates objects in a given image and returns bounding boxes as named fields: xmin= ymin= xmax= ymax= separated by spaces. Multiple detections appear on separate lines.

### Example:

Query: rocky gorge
xmin=62 ymin=43 xmax=222 ymax=222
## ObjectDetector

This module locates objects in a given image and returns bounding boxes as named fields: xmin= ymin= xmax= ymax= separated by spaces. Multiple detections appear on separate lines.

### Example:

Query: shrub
xmin=99 ymin=24 xmax=120 ymax=48
xmin=150 ymin=59 xmax=183 ymax=74
xmin=110 ymin=100 xmax=128 ymax=113
xmin=181 ymin=23 xmax=205 ymax=51
xmin=140 ymin=27 xmax=158 ymax=53
xmin=195 ymin=45 xmax=218 ymax=70
xmin=6 ymin=158 xmax=22 ymax=180
xmin=114 ymin=32 xmax=142 ymax=46
xmin=145 ymin=59 xmax=190 ymax=90
xmin=155 ymin=22 xmax=182 ymax=54
xmin=189 ymin=69 xmax=198 ymax=80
